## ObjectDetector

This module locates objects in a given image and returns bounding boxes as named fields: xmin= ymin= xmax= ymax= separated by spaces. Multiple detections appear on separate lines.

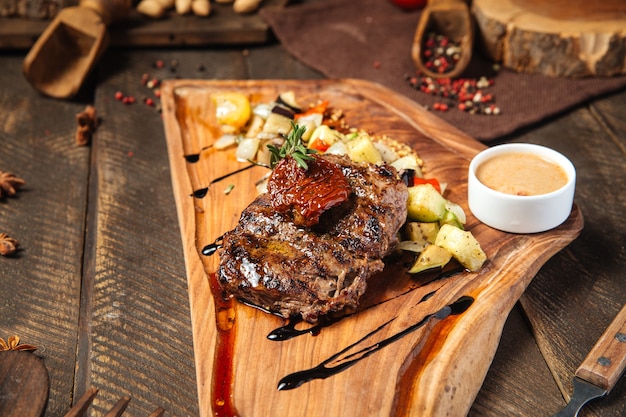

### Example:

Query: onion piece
xmin=252 ymin=103 xmax=272 ymax=119
xmin=373 ymin=140 xmax=398 ymax=163
xmin=214 ymin=134 xmax=238 ymax=150
xmin=445 ymin=200 xmax=466 ymax=224
xmin=325 ymin=140 xmax=349 ymax=156
xmin=396 ymin=240 xmax=427 ymax=253
xmin=236 ymin=137 xmax=260 ymax=162
xmin=391 ymin=155 xmax=423 ymax=173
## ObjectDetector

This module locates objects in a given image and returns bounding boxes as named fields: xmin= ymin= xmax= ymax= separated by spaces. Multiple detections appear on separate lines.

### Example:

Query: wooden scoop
xmin=412 ymin=0 xmax=473 ymax=79
xmin=22 ymin=0 xmax=131 ymax=99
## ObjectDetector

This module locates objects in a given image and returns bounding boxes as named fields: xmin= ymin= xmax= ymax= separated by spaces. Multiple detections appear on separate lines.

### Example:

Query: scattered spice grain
xmin=407 ymin=73 xmax=500 ymax=115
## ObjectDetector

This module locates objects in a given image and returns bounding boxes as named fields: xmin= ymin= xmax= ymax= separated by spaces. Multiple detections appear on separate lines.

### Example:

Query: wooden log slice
xmin=472 ymin=0 xmax=626 ymax=77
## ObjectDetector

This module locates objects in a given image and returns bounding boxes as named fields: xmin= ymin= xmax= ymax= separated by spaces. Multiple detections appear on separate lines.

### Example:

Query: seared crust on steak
xmin=216 ymin=154 xmax=408 ymax=322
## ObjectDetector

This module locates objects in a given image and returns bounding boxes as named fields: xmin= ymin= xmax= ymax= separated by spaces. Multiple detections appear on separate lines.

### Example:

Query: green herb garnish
xmin=267 ymin=121 xmax=317 ymax=169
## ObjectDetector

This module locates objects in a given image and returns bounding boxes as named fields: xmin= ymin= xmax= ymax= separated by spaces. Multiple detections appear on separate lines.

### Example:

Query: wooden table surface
xmin=1 ymin=13 xmax=625 ymax=417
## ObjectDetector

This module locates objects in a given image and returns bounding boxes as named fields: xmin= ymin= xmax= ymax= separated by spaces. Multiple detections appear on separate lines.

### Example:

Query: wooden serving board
xmin=160 ymin=79 xmax=584 ymax=417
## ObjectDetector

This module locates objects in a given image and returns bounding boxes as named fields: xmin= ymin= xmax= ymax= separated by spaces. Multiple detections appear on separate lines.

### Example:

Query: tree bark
xmin=472 ymin=0 xmax=626 ymax=77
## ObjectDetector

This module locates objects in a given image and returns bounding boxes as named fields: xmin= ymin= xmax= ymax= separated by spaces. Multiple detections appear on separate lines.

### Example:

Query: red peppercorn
xmin=145 ymin=97 xmax=154 ymax=107
xmin=115 ymin=91 xmax=124 ymax=100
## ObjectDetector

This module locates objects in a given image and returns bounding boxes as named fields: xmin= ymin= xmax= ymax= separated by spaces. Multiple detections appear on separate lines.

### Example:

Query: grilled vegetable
xmin=212 ymin=92 xmax=251 ymax=132
xmin=406 ymin=183 xmax=447 ymax=222
xmin=435 ymin=224 xmax=486 ymax=271
xmin=408 ymin=244 xmax=452 ymax=273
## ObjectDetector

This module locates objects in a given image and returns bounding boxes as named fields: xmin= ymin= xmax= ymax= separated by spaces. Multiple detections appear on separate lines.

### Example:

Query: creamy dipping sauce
xmin=476 ymin=152 xmax=568 ymax=196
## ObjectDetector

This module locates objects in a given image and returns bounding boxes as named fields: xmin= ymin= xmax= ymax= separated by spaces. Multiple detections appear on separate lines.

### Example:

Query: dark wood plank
xmin=0 ymin=52 xmax=90 ymax=415
xmin=2 ymin=33 xmax=624 ymax=416
xmin=74 ymin=48 xmax=239 ymax=416
xmin=244 ymin=42 xmax=325 ymax=79
xmin=0 ymin=0 xmax=288 ymax=49
xmin=512 ymin=90 xmax=626 ymax=416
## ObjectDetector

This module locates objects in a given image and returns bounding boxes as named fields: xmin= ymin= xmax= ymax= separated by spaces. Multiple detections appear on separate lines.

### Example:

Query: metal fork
xmin=63 ymin=387 xmax=165 ymax=417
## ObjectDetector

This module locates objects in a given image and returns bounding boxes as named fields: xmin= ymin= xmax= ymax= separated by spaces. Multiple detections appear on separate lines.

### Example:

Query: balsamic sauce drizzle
xmin=191 ymin=163 xmax=257 ymax=198
xmin=202 ymin=235 xmax=224 ymax=256
xmin=266 ymin=267 xmax=465 ymax=342
xmin=267 ymin=315 xmax=336 ymax=341
xmin=208 ymin=273 xmax=239 ymax=417
xmin=276 ymin=295 xmax=474 ymax=391
xmin=184 ymin=145 xmax=213 ymax=163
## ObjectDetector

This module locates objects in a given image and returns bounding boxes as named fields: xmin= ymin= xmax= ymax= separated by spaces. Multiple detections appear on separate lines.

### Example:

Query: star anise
xmin=0 ymin=170 xmax=25 ymax=198
xmin=0 ymin=233 xmax=19 ymax=256
xmin=0 ymin=335 xmax=37 ymax=352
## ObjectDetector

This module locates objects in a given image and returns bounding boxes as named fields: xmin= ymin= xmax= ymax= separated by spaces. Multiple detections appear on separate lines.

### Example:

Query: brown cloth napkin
xmin=260 ymin=0 xmax=626 ymax=141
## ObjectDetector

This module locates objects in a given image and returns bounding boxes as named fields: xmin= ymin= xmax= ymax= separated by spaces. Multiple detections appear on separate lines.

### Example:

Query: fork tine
xmin=103 ymin=396 xmax=131 ymax=417
xmin=63 ymin=387 xmax=99 ymax=417
xmin=148 ymin=407 xmax=165 ymax=417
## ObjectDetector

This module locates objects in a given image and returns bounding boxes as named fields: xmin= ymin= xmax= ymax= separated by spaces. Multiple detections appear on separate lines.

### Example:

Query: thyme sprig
xmin=268 ymin=121 xmax=317 ymax=169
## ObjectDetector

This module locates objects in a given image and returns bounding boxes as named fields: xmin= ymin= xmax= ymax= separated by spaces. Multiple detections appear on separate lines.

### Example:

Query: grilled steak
xmin=216 ymin=154 xmax=408 ymax=322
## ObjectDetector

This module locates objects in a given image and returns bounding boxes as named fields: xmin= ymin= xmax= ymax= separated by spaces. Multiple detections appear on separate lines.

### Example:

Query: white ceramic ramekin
xmin=468 ymin=143 xmax=576 ymax=233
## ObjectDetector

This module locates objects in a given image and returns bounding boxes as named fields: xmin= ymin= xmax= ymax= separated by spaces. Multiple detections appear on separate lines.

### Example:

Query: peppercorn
xmin=406 ymin=72 xmax=500 ymax=116
xmin=421 ymin=32 xmax=462 ymax=75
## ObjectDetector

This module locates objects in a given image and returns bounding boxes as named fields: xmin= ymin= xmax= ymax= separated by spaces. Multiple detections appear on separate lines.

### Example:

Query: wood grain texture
xmin=161 ymin=78 xmax=583 ymax=417
xmin=0 ymin=0 xmax=288 ymax=49
xmin=0 ymin=351 xmax=49 ymax=417
xmin=516 ymin=88 xmax=626 ymax=417
xmin=74 ymin=48 xmax=201 ymax=416
xmin=0 ymin=53 xmax=89 ymax=416
xmin=2 ymin=34 xmax=624 ymax=417
xmin=472 ymin=0 xmax=626 ymax=77
xmin=469 ymin=305 xmax=565 ymax=416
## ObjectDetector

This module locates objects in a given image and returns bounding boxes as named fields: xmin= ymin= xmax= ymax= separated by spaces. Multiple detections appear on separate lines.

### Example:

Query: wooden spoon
xmin=411 ymin=0 xmax=473 ymax=79
xmin=22 ymin=0 xmax=131 ymax=99
xmin=0 ymin=351 xmax=49 ymax=417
